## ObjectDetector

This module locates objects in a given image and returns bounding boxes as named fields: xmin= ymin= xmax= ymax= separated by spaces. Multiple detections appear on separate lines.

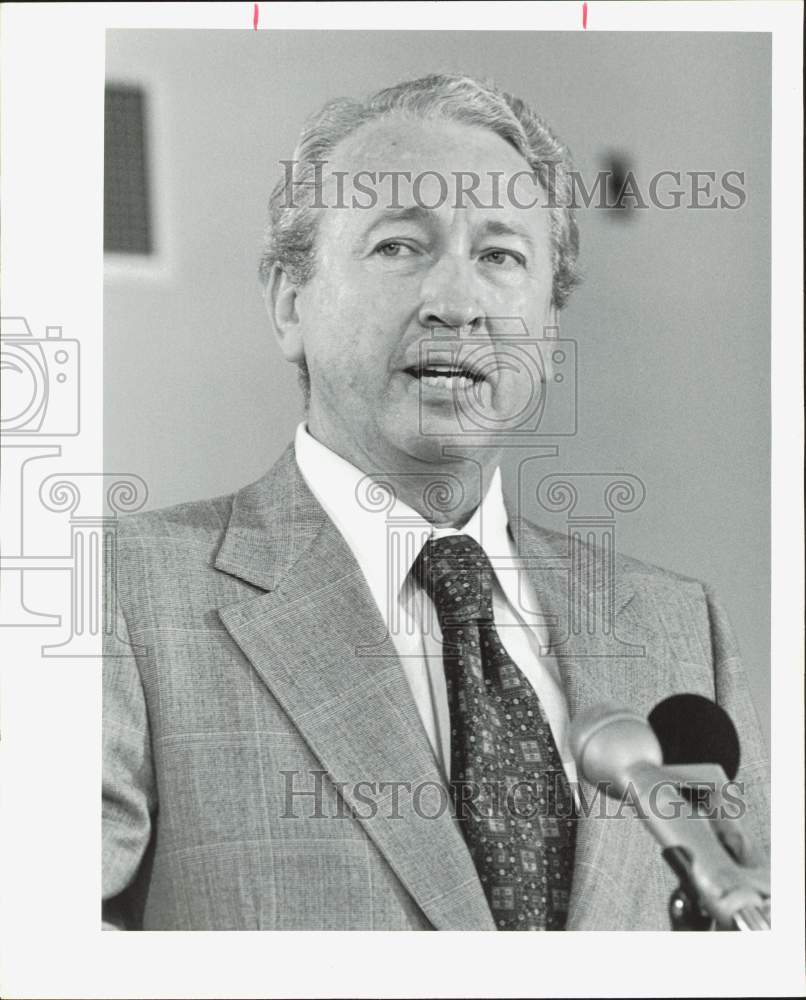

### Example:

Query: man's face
xmin=279 ymin=116 xmax=556 ymax=473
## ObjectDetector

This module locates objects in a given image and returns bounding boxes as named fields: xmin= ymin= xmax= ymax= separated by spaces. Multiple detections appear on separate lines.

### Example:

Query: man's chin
xmin=392 ymin=415 xmax=499 ymax=464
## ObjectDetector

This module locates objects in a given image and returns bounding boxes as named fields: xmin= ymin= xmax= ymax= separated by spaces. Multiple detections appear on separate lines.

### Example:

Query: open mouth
xmin=403 ymin=362 xmax=485 ymax=389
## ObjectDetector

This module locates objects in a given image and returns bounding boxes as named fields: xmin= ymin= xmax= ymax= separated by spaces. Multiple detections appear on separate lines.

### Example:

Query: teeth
xmin=420 ymin=374 xmax=475 ymax=389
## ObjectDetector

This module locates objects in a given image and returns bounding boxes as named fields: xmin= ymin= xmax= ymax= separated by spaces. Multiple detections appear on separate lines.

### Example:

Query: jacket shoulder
xmin=117 ymin=491 xmax=233 ymax=547
xmin=110 ymin=491 xmax=249 ymax=638
xmin=517 ymin=516 xmax=710 ymax=597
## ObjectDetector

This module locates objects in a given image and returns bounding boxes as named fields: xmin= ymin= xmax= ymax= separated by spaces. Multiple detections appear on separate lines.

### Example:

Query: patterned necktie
xmin=413 ymin=533 xmax=576 ymax=930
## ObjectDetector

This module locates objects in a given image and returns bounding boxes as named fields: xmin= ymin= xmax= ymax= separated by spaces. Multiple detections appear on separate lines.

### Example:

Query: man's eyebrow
xmin=360 ymin=206 xmax=434 ymax=239
xmin=357 ymin=207 xmax=537 ymax=250
xmin=476 ymin=219 xmax=536 ymax=248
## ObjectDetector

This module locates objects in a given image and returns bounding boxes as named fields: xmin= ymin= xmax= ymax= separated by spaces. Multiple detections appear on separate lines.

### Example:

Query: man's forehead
xmin=315 ymin=114 xmax=552 ymax=242
xmin=327 ymin=114 xmax=533 ymax=180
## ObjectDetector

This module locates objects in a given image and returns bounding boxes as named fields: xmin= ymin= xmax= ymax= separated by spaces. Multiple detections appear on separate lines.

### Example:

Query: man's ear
xmin=264 ymin=264 xmax=305 ymax=364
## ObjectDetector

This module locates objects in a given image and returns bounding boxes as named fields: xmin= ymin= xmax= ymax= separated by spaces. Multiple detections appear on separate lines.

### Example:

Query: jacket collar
xmin=214 ymin=445 xmax=327 ymax=592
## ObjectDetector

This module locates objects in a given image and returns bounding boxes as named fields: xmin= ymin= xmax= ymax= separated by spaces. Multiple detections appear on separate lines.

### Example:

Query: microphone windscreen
xmin=648 ymin=694 xmax=740 ymax=780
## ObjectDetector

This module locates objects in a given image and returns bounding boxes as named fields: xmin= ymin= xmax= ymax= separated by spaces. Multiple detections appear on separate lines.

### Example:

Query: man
xmin=103 ymin=73 xmax=769 ymax=930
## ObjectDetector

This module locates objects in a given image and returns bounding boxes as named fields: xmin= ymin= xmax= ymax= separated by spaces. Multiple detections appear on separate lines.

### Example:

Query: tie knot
xmin=413 ymin=534 xmax=495 ymax=626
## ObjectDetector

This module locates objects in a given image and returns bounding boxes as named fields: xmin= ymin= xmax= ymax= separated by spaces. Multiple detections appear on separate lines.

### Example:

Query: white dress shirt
xmin=294 ymin=423 xmax=576 ymax=786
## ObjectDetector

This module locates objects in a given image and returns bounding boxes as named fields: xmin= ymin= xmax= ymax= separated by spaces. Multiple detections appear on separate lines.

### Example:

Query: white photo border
xmin=0 ymin=3 xmax=802 ymax=998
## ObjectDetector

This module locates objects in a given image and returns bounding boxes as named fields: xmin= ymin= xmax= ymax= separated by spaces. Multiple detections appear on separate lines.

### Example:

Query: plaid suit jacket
xmin=103 ymin=446 xmax=769 ymax=930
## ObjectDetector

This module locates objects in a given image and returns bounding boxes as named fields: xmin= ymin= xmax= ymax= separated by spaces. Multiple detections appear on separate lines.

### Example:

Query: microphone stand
xmin=658 ymin=764 xmax=770 ymax=931
xmin=664 ymin=846 xmax=770 ymax=930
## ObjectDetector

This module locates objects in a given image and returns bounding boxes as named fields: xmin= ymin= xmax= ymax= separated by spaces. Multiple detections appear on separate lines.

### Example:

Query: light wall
xmin=104 ymin=31 xmax=771 ymax=739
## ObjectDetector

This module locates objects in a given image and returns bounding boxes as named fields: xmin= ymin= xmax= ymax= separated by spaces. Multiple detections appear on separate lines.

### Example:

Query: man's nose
xmin=418 ymin=256 xmax=484 ymax=333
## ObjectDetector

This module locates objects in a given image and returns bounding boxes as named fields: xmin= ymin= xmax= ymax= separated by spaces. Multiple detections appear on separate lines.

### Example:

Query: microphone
xmin=649 ymin=693 xmax=740 ymax=780
xmin=569 ymin=696 xmax=770 ymax=930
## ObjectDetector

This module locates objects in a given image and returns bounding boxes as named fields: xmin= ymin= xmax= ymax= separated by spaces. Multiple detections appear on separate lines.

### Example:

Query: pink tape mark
xmin=253 ymin=3 xmax=259 ymax=29
xmin=582 ymin=2 xmax=588 ymax=29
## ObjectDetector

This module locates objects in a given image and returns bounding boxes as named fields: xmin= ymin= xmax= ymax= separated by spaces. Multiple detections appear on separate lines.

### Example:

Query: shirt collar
xmin=293 ymin=423 xmax=516 ymax=622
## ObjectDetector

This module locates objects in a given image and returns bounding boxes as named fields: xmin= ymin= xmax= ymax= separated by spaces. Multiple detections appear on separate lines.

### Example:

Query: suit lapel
xmin=513 ymin=516 xmax=661 ymax=929
xmin=216 ymin=448 xmax=495 ymax=931
xmin=510 ymin=516 xmax=646 ymax=716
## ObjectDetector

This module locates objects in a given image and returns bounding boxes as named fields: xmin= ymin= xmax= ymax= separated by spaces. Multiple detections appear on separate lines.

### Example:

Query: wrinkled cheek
xmin=308 ymin=330 xmax=378 ymax=404
xmin=310 ymin=353 xmax=357 ymax=402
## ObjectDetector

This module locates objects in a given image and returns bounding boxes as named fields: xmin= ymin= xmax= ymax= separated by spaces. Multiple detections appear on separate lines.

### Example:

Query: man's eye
xmin=481 ymin=249 xmax=525 ymax=267
xmin=375 ymin=241 xmax=415 ymax=257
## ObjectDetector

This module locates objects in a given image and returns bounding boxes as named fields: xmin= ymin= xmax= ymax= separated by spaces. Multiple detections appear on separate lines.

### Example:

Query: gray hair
xmin=260 ymin=74 xmax=582 ymax=400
